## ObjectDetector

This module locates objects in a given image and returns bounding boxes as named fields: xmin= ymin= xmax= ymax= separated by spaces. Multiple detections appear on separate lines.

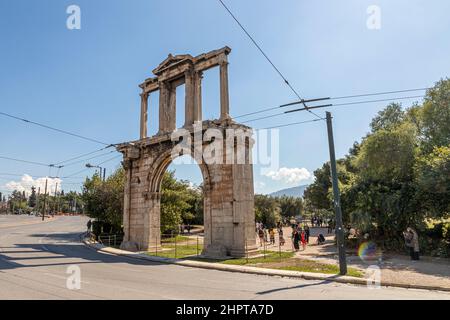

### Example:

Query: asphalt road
xmin=0 ymin=215 xmax=449 ymax=300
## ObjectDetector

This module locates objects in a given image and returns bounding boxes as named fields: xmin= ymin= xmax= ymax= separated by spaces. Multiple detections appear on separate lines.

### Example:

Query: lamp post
xmin=86 ymin=163 xmax=105 ymax=181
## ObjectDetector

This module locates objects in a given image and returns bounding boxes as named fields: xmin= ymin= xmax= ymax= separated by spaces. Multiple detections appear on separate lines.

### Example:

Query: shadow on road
xmin=0 ymin=232 xmax=165 ymax=271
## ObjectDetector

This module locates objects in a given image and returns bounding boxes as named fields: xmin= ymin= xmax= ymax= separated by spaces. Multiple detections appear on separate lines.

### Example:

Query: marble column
xmin=140 ymin=92 xmax=149 ymax=139
xmin=194 ymin=71 xmax=203 ymax=122
xmin=219 ymin=62 xmax=230 ymax=120
xmin=184 ymin=70 xmax=195 ymax=127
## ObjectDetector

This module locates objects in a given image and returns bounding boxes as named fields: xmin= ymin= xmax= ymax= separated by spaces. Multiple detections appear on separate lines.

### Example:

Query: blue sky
xmin=0 ymin=0 xmax=449 ymax=196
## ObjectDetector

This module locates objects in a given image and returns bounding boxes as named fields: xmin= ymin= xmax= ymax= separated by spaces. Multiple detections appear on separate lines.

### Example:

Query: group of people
xmin=311 ymin=216 xmax=324 ymax=227
xmin=256 ymin=222 xmax=285 ymax=247
xmin=291 ymin=224 xmax=310 ymax=251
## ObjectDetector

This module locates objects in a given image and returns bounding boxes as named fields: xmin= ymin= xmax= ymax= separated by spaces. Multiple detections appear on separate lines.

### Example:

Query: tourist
xmin=317 ymin=233 xmax=325 ymax=245
xmin=304 ymin=224 xmax=310 ymax=243
xmin=279 ymin=228 xmax=285 ymax=246
xmin=269 ymin=228 xmax=275 ymax=245
xmin=86 ymin=219 xmax=92 ymax=233
xmin=403 ymin=227 xmax=420 ymax=260
xmin=258 ymin=227 xmax=264 ymax=247
xmin=327 ymin=219 xmax=333 ymax=234
xmin=300 ymin=230 xmax=307 ymax=251
xmin=292 ymin=229 xmax=300 ymax=251
xmin=264 ymin=228 xmax=269 ymax=243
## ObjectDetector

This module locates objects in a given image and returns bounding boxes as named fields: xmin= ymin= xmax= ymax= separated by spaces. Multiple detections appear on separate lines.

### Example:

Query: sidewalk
xmin=83 ymin=233 xmax=450 ymax=292
xmin=270 ymin=226 xmax=450 ymax=290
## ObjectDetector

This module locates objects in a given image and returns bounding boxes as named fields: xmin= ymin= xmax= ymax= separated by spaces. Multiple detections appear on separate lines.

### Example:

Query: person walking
xmin=264 ymin=228 xmax=269 ymax=243
xmin=300 ymin=230 xmax=307 ymax=251
xmin=292 ymin=229 xmax=300 ymax=251
xmin=269 ymin=228 xmax=275 ymax=245
xmin=86 ymin=219 xmax=92 ymax=233
xmin=258 ymin=227 xmax=264 ymax=247
xmin=304 ymin=224 xmax=310 ymax=243
xmin=279 ymin=228 xmax=285 ymax=246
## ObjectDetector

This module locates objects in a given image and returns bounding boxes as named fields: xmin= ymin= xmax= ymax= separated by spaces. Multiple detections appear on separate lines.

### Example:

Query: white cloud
xmin=2 ymin=175 xmax=62 ymax=196
xmin=263 ymin=167 xmax=312 ymax=184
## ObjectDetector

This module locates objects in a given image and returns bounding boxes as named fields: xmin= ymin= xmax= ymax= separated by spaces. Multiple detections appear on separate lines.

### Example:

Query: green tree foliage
xmin=254 ymin=194 xmax=281 ymax=228
xmin=415 ymin=146 xmax=450 ymax=216
xmin=83 ymin=170 xmax=124 ymax=232
xmin=304 ymin=78 xmax=450 ymax=254
xmin=160 ymin=170 xmax=202 ymax=233
xmin=277 ymin=196 xmax=303 ymax=219
xmin=420 ymin=80 xmax=450 ymax=153
xmin=28 ymin=186 xmax=37 ymax=208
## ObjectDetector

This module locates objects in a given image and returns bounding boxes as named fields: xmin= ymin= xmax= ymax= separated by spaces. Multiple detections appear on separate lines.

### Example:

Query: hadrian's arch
xmin=117 ymin=47 xmax=258 ymax=257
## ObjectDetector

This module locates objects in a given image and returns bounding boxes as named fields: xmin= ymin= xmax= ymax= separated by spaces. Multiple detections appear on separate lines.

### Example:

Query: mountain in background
xmin=269 ymin=184 xmax=309 ymax=198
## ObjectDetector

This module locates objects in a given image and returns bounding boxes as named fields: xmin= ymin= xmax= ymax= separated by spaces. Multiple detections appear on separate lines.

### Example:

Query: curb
xmin=82 ymin=238 xmax=450 ymax=293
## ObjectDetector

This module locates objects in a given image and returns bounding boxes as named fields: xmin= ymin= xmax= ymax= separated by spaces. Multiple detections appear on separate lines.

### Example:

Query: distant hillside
xmin=269 ymin=185 xmax=309 ymax=198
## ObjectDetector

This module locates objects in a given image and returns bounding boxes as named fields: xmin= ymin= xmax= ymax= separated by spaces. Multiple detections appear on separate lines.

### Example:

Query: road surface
xmin=0 ymin=215 xmax=449 ymax=299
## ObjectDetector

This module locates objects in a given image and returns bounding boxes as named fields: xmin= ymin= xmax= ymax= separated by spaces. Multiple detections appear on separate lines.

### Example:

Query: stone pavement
xmin=260 ymin=226 xmax=450 ymax=290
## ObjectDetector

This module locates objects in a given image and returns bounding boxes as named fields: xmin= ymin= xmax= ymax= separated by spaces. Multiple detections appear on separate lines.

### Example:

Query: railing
xmin=98 ymin=234 xmax=123 ymax=248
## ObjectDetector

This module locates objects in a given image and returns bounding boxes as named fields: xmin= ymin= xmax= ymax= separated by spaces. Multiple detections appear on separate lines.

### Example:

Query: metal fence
xmin=98 ymin=234 xmax=124 ymax=248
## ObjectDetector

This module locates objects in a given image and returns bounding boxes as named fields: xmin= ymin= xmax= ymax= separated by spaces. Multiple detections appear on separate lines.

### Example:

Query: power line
xmin=232 ymin=87 xmax=430 ymax=120
xmin=62 ymin=155 xmax=122 ymax=178
xmin=216 ymin=0 xmax=323 ymax=120
xmin=0 ymin=155 xmax=58 ymax=168
xmin=60 ymin=150 xmax=117 ymax=167
xmin=331 ymin=87 xmax=429 ymax=100
xmin=256 ymin=118 xmax=322 ymax=130
xmin=53 ymin=146 xmax=114 ymax=166
xmin=286 ymin=95 xmax=425 ymax=114
xmin=242 ymin=94 xmax=424 ymax=124
xmin=0 ymin=111 xmax=111 ymax=146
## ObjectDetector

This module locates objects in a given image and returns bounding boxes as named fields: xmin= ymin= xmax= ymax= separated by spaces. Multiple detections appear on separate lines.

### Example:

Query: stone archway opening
xmin=163 ymin=154 xmax=205 ymax=232
xmin=117 ymin=47 xmax=258 ymax=258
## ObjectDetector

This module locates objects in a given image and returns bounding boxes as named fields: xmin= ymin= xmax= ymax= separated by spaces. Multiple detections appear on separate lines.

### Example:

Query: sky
xmin=0 ymin=0 xmax=449 ymax=196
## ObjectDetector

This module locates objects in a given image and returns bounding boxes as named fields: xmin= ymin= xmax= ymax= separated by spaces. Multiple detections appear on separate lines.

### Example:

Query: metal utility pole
xmin=42 ymin=179 xmax=48 ymax=221
xmin=54 ymin=182 xmax=58 ymax=215
xmin=325 ymin=111 xmax=347 ymax=275
xmin=103 ymin=168 xmax=106 ymax=182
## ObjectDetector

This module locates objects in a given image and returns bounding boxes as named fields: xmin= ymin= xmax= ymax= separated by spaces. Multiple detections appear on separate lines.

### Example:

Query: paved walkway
xmin=259 ymin=226 xmax=450 ymax=290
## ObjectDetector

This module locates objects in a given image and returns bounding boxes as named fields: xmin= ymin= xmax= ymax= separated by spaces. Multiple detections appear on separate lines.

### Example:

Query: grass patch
xmin=161 ymin=235 xmax=190 ymax=243
xmin=146 ymin=246 xmax=363 ymax=277
xmin=147 ymin=243 xmax=203 ymax=259
xmin=274 ymin=260 xmax=363 ymax=277
xmin=220 ymin=251 xmax=295 ymax=265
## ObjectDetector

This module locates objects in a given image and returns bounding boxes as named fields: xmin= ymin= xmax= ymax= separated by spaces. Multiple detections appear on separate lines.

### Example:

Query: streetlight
xmin=86 ymin=163 xmax=106 ymax=181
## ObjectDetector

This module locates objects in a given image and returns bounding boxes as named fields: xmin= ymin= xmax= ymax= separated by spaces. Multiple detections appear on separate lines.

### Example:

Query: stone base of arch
xmin=117 ymin=121 xmax=258 ymax=258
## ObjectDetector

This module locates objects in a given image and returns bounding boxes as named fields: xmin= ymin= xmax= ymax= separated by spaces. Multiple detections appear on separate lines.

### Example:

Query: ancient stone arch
xmin=117 ymin=47 xmax=257 ymax=257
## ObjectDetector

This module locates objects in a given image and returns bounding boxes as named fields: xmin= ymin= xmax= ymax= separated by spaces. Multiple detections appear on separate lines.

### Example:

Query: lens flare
xmin=358 ymin=241 xmax=381 ymax=262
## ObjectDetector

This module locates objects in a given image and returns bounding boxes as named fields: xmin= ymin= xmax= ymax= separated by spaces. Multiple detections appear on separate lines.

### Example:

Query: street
xmin=0 ymin=215 xmax=449 ymax=299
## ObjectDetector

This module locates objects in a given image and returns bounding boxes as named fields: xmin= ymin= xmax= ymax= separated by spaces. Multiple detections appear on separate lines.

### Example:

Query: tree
xmin=370 ymin=103 xmax=405 ymax=132
xmin=354 ymin=122 xmax=418 ymax=182
xmin=276 ymin=196 xmax=303 ymax=219
xmin=415 ymin=146 xmax=450 ymax=217
xmin=160 ymin=170 xmax=202 ymax=233
xmin=82 ymin=170 xmax=124 ymax=232
xmin=28 ymin=186 xmax=37 ymax=208
xmin=254 ymin=195 xmax=281 ymax=228
xmin=419 ymin=79 xmax=450 ymax=153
